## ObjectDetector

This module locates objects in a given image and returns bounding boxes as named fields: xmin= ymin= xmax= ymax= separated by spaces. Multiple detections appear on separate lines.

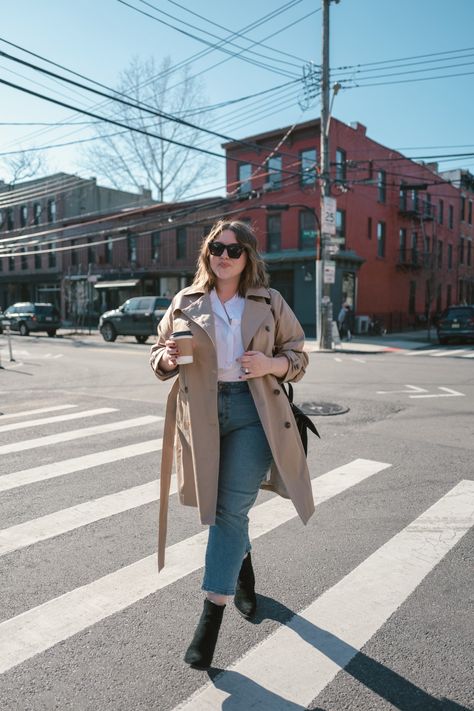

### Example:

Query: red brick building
xmin=224 ymin=117 xmax=473 ymax=335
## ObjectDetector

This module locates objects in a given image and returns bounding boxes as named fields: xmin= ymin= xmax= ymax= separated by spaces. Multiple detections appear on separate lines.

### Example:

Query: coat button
xmin=265 ymin=325 xmax=271 ymax=331
xmin=273 ymin=389 xmax=280 ymax=395
xmin=184 ymin=386 xmax=189 ymax=393
xmin=284 ymin=421 xmax=291 ymax=428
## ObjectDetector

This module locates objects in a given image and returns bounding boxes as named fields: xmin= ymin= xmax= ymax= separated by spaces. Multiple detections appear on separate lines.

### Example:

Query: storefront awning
xmin=94 ymin=279 xmax=139 ymax=289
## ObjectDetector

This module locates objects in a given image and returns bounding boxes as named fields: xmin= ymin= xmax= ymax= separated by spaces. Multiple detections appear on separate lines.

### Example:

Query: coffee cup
xmin=171 ymin=330 xmax=193 ymax=364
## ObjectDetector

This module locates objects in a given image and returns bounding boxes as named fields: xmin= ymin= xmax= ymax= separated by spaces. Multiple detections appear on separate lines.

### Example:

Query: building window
xmin=468 ymin=240 xmax=472 ymax=267
xmin=412 ymin=189 xmax=419 ymax=212
xmin=47 ymin=199 xmax=57 ymax=223
xmin=9 ymin=255 xmax=15 ymax=271
xmin=438 ymin=199 xmax=444 ymax=225
xmin=128 ymin=234 xmax=138 ymax=262
xmin=87 ymin=238 xmax=95 ymax=265
xmin=448 ymin=204 xmax=454 ymax=229
xmin=460 ymin=237 xmax=465 ymax=264
xmin=399 ymin=186 xmax=407 ymax=211
xmin=105 ymin=236 xmax=113 ymax=264
xmin=6 ymin=208 xmax=14 ymax=230
xmin=34 ymin=246 xmax=41 ymax=269
xmin=447 ymin=284 xmax=452 ymax=308
xmin=377 ymin=170 xmax=386 ymax=203
xmin=151 ymin=231 xmax=161 ymax=262
xmin=266 ymin=214 xmax=281 ymax=252
xmin=377 ymin=221 xmax=386 ymax=257
xmin=424 ymin=193 xmax=432 ymax=217
xmin=411 ymin=231 xmax=418 ymax=264
xmin=176 ymin=227 xmax=186 ymax=259
xmin=20 ymin=248 xmax=28 ymax=270
xmin=300 ymin=148 xmax=317 ymax=186
xmin=399 ymin=228 xmax=407 ymax=262
xmin=461 ymin=196 xmax=466 ymax=221
xmin=336 ymin=209 xmax=346 ymax=243
xmin=266 ymin=156 xmax=282 ymax=190
xmin=71 ymin=240 xmax=78 ymax=267
xmin=367 ymin=216 xmax=372 ymax=240
xmin=335 ymin=148 xmax=346 ymax=182
xmin=469 ymin=200 xmax=473 ymax=225
xmin=20 ymin=205 xmax=28 ymax=227
xmin=299 ymin=210 xmax=317 ymax=250
xmin=238 ymin=163 xmax=252 ymax=195
xmin=408 ymin=281 xmax=416 ymax=315
xmin=447 ymin=243 xmax=453 ymax=270
xmin=48 ymin=243 xmax=57 ymax=268
xmin=33 ymin=203 xmax=42 ymax=226
xmin=437 ymin=240 xmax=443 ymax=269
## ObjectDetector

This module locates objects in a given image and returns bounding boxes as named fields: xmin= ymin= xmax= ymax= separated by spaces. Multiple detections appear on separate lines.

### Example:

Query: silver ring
xmin=244 ymin=368 xmax=250 ymax=375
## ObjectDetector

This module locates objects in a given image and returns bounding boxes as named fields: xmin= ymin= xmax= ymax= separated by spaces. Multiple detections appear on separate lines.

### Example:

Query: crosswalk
xmin=0 ymin=399 xmax=472 ymax=709
xmin=401 ymin=346 xmax=474 ymax=358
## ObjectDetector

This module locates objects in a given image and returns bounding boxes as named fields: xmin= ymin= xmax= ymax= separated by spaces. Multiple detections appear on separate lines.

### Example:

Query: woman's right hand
xmin=161 ymin=338 xmax=179 ymax=371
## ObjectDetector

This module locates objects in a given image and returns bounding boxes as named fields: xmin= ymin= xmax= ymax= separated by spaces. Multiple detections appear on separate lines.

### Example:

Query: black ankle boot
xmin=184 ymin=599 xmax=225 ymax=669
xmin=234 ymin=553 xmax=257 ymax=619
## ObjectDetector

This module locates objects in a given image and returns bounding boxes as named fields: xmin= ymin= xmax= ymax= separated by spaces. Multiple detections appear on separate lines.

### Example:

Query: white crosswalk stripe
xmin=0 ymin=475 xmax=170 ymax=556
xmin=0 ymin=405 xmax=77 ymax=420
xmin=403 ymin=347 xmax=474 ymax=358
xmin=0 ymin=415 xmax=162 ymax=455
xmin=0 ymin=458 xmax=390 ymax=674
xmin=0 ymin=439 xmax=162 ymax=492
xmin=0 ymin=407 xmax=118 ymax=433
xmin=176 ymin=479 xmax=474 ymax=711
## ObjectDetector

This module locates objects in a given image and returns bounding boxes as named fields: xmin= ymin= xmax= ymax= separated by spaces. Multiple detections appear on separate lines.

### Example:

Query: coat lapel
xmin=178 ymin=290 xmax=216 ymax=348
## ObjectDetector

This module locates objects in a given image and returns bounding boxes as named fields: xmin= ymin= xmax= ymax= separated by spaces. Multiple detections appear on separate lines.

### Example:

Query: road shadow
xmin=204 ymin=595 xmax=469 ymax=711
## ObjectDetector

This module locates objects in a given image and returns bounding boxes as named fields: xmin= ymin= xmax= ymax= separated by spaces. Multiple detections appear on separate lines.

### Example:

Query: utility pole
xmin=319 ymin=0 xmax=336 ymax=349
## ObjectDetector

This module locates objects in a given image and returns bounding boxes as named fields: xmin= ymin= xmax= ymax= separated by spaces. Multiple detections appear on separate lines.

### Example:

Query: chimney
xmin=350 ymin=122 xmax=367 ymax=136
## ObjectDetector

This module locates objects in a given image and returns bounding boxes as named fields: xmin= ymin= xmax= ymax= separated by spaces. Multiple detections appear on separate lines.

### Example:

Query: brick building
xmin=0 ymin=173 xmax=154 ymax=310
xmin=223 ymin=118 xmax=473 ymax=335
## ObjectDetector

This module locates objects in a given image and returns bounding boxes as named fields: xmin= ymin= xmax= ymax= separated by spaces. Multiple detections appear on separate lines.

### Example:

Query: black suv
xmin=0 ymin=302 xmax=61 ymax=337
xmin=437 ymin=304 xmax=474 ymax=344
xmin=99 ymin=296 xmax=171 ymax=343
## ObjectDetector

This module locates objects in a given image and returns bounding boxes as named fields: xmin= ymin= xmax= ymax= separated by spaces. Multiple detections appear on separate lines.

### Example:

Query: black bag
xmin=283 ymin=382 xmax=320 ymax=455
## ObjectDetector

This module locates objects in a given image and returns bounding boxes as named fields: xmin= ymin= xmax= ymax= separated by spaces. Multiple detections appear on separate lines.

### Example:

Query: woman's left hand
xmin=238 ymin=351 xmax=273 ymax=379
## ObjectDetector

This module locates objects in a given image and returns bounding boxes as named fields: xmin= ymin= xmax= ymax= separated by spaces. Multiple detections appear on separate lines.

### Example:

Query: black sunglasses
xmin=208 ymin=241 xmax=245 ymax=259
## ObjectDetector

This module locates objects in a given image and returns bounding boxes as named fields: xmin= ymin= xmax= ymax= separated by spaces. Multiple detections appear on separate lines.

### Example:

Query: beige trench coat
xmin=150 ymin=285 xmax=315 ymax=569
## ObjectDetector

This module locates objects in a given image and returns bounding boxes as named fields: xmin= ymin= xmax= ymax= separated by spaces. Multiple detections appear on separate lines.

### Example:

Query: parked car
xmin=437 ymin=304 xmax=474 ymax=344
xmin=0 ymin=302 xmax=61 ymax=337
xmin=99 ymin=296 xmax=172 ymax=343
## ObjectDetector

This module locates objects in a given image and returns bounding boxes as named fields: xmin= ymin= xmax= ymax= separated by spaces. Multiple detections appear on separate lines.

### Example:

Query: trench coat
xmin=150 ymin=285 xmax=315 ymax=570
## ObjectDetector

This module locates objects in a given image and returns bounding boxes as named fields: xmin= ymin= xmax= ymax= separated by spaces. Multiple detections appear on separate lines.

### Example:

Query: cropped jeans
xmin=202 ymin=381 xmax=273 ymax=596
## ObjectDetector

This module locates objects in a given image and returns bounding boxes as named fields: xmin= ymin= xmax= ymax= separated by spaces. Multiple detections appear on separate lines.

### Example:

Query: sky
xmin=0 ymin=0 xmax=473 ymax=198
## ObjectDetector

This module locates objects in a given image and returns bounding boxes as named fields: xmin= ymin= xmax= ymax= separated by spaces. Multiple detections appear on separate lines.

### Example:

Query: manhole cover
xmin=299 ymin=402 xmax=349 ymax=416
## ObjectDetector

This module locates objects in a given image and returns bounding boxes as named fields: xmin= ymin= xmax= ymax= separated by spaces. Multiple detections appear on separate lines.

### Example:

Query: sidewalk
xmin=305 ymin=329 xmax=438 ymax=354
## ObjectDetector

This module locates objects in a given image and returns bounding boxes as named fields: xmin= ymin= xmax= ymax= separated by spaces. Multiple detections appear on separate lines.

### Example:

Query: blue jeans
xmin=202 ymin=381 xmax=273 ymax=595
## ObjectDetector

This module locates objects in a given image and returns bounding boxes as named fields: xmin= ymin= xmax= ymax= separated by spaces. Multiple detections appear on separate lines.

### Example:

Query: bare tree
xmin=80 ymin=56 xmax=216 ymax=201
xmin=1 ymin=150 xmax=47 ymax=185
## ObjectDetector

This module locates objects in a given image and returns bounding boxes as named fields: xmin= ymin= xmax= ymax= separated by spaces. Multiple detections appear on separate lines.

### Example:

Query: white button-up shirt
xmin=210 ymin=289 xmax=245 ymax=381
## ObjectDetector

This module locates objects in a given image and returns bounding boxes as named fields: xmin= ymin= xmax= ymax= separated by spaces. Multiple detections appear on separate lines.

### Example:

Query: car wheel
xmin=135 ymin=335 xmax=148 ymax=344
xmin=101 ymin=322 xmax=117 ymax=342
xmin=47 ymin=329 xmax=57 ymax=337
xmin=19 ymin=322 xmax=29 ymax=337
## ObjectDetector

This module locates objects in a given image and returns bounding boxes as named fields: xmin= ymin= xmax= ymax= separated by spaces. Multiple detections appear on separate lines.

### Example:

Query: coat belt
xmin=157 ymin=378 xmax=179 ymax=571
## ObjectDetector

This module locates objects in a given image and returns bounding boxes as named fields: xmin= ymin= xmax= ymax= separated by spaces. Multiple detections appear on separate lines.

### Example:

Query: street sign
xmin=323 ymin=263 xmax=336 ymax=283
xmin=322 ymin=196 xmax=336 ymax=235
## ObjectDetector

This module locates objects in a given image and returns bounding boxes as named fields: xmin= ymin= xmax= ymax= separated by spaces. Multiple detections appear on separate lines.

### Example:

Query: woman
xmin=150 ymin=219 xmax=315 ymax=669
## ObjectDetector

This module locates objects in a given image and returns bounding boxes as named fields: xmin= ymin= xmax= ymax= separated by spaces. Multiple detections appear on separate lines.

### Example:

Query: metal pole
xmin=320 ymin=0 xmax=333 ymax=349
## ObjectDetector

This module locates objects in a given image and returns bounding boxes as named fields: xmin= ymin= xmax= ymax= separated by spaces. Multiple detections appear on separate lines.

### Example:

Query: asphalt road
xmin=0 ymin=332 xmax=473 ymax=711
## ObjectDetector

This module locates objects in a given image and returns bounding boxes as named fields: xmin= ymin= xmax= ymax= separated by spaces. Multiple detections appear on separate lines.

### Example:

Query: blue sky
xmin=0 ymin=0 xmax=473 ymax=195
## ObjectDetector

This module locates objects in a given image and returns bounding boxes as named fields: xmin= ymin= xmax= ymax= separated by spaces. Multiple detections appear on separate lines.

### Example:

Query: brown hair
xmin=192 ymin=219 xmax=269 ymax=296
